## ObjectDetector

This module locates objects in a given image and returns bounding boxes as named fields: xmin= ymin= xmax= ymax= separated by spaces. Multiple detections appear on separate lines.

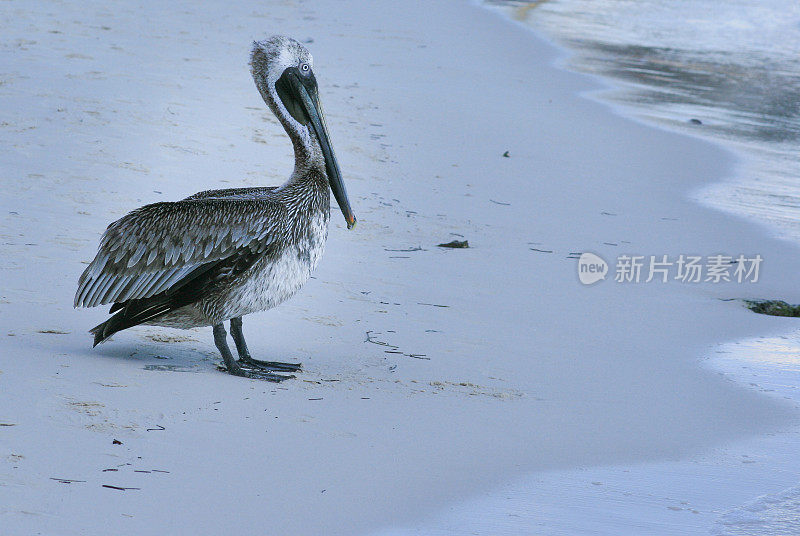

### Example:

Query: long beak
xmin=279 ymin=69 xmax=356 ymax=229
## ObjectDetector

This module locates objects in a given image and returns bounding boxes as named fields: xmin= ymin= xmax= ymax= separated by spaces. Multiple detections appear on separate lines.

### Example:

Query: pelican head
xmin=250 ymin=36 xmax=356 ymax=229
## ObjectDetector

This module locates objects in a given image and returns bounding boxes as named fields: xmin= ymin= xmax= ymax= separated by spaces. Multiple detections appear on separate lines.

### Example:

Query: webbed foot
xmin=229 ymin=317 xmax=303 ymax=374
xmin=238 ymin=356 xmax=302 ymax=373
xmin=214 ymin=323 xmax=296 ymax=382
xmin=217 ymin=361 xmax=296 ymax=382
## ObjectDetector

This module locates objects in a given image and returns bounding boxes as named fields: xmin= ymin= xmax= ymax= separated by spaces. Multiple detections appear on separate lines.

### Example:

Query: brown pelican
xmin=74 ymin=36 xmax=356 ymax=381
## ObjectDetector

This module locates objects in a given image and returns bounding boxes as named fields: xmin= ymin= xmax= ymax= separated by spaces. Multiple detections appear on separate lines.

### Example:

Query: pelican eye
xmin=300 ymin=63 xmax=310 ymax=73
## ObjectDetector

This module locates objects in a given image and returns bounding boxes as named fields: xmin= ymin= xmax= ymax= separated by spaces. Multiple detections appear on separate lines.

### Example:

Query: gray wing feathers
xmin=75 ymin=198 xmax=286 ymax=308
xmin=183 ymin=186 xmax=278 ymax=200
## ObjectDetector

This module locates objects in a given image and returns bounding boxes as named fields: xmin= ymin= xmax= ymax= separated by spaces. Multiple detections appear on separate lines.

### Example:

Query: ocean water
xmin=486 ymin=0 xmax=800 ymax=243
xmin=710 ymin=332 xmax=800 ymax=536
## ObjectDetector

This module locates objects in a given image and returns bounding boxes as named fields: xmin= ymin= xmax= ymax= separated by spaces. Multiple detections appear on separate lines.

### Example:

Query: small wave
xmin=713 ymin=485 xmax=800 ymax=536
xmin=707 ymin=330 xmax=800 ymax=535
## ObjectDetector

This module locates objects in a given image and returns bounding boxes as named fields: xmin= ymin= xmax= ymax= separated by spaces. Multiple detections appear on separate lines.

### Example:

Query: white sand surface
xmin=1 ymin=1 xmax=798 ymax=534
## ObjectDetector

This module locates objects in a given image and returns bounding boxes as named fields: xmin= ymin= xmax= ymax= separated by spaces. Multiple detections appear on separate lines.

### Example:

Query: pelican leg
xmin=229 ymin=316 xmax=302 ymax=373
xmin=213 ymin=323 xmax=294 ymax=382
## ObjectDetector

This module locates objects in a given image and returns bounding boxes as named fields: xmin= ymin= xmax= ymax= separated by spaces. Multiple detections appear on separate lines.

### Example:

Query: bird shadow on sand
xmin=88 ymin=334 xmax=215 ymax=374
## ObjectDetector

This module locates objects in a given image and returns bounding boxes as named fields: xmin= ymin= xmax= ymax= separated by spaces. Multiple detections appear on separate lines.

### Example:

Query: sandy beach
xmin=1 ymin=1 xmax=799 ymax=534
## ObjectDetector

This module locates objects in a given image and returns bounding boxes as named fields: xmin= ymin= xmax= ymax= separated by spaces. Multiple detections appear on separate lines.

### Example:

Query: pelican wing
xmin=183 ymin=186 xmax=278 ymax=200
xmin=75 ymin=197 xmax=287 ymax=308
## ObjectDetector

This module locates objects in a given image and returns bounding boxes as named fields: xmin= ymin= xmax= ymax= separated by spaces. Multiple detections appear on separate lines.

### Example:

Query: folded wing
xmin=74 ymin=197 xmax=287 ymax=308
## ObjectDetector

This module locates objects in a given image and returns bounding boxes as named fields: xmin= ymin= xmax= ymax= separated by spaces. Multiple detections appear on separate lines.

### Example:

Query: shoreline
xmin=384 ymin=3 xmax=800 ymax=533
xmin=1 ymin=1 xmax=800 ymax=534
xmin=484 ymin=0 xmax=800 ymax=248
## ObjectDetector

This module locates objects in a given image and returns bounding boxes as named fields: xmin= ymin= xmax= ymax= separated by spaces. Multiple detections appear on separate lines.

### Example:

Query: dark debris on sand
xmin=437 ymin=240 xmax=469 ymax=248
xmin=745 ymin=299 xmax=800 ymax=317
